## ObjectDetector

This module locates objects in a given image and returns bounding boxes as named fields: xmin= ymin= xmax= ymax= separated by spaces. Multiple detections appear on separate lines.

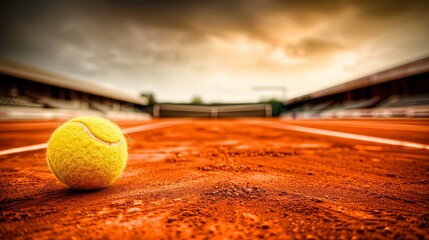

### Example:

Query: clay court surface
xmin=0 ymin=118 xmax=428 ymax=239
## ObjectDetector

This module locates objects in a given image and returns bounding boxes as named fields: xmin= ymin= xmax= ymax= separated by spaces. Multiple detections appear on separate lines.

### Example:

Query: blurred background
xmin=1 ymin=0 xmax=428 ymax=120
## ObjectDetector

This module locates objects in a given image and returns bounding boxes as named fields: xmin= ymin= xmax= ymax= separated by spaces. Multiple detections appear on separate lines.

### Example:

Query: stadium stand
xmin=378 ymin=94 xmax=429 ymax=108
xmin=282 ymin=56 xmax=429 ymax=119
xmin=0 ymin=58 xmax=151 ymax=120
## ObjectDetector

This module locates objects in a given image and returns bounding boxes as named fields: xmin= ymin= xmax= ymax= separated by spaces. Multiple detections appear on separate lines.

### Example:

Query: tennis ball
xmin=47 ymin=116 xmax=128 ymax=190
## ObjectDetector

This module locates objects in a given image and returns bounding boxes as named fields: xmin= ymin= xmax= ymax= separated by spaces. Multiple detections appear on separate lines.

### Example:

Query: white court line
xmin=0 ymin=120 xmax=188 ymax=156
xmin=0 ymin=143 xmax=49 ymax=156
xmin=244 ymin=120 xmax=429 ymax=150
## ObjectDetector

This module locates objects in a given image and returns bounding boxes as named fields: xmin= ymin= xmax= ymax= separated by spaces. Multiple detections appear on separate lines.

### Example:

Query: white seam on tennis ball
xmin=78 ymin=122 xmax=124 ymax=146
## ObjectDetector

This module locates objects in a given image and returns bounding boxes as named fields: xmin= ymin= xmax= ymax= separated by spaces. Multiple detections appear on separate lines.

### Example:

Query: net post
xmin=265 ymin=104 xmax=272 ymax=118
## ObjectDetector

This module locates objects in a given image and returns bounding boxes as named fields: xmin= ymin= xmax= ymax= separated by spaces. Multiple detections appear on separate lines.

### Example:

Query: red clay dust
xmin=0 ymin=119 xmax=428 ymax=239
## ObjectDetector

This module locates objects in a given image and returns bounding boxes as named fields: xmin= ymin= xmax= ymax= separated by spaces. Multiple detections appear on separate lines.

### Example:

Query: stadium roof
xmin=288 ymin=56 xmax=429 ymax=104
xmin=0 ymin=58 xmax=148 ymax=105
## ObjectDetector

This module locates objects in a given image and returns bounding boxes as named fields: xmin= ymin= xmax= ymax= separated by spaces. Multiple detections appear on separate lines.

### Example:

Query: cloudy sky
xmin=1 ymin=0 xmax=428 ymax=102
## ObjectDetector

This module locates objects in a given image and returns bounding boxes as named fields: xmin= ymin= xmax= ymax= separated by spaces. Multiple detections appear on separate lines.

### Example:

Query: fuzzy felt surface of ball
xmin=47 ymin=116 xmax=128 ymax=190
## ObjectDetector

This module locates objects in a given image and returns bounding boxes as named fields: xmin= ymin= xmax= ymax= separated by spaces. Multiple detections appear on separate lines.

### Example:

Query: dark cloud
xmin=0 ymin=0 xmax=428 ymax=101
xmin=354 ymin=0 xmax=429 ymax=18
xmin=287 ymin=38 xmax=346 ymax=58
xmin=1 ymin=0 xmax=428 ymax=54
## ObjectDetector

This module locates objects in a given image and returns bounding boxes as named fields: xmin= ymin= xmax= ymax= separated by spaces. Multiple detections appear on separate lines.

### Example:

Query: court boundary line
xmin=0 ymin=120 xmax=189 ymax=156
xmin=243 ymin=120 xmax=429 ymax=150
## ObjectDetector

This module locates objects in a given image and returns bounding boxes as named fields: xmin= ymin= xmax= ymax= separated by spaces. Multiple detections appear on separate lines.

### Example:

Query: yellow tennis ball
xmin=47 ymin=116 xmax=128 ymax=190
